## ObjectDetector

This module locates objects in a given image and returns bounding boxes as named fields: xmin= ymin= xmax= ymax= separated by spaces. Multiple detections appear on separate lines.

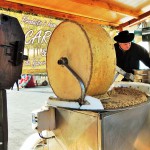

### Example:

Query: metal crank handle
xmin=58 ymin=57 xmax=86 ymax=105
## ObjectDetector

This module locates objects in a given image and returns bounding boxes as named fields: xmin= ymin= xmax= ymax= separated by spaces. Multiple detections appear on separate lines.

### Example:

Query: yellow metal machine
xmin=31 ymin=21 xmax=150 ymax=150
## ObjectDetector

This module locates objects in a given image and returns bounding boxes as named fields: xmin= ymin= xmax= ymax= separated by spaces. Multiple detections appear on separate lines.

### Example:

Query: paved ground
xmin=7 ymin=85 xmax=54 ymax=150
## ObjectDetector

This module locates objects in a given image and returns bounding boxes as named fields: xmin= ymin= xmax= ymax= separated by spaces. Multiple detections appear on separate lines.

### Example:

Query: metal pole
xmin=0 ymin=90 xmax=8 ymax=150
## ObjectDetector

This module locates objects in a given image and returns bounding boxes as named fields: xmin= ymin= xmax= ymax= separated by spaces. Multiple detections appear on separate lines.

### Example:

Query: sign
xmin=0 ymin=9 xmax=62 ymax=74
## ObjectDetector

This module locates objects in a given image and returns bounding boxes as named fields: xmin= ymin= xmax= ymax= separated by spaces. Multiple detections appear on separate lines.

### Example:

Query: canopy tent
xmin=0 ymin=0 xmax=150 ymax=29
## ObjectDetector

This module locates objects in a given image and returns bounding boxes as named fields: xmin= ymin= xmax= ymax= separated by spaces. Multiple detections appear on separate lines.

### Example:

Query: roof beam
xmin=0 ymin=0 xmax=118 ymax=26
xmin=116 ymin=10 xmax=150 ymax=30
xmin=70 ymin=0 xmax=139 ymax=18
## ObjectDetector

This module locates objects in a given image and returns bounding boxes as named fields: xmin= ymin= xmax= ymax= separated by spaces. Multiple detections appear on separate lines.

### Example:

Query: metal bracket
xmin=0 ymin=41 xmax=28 ymax=66
xmin=58 ymin=57 xmax=86 ymax=105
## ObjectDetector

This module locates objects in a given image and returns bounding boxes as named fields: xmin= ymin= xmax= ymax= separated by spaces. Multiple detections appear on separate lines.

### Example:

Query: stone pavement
xmin=7 ymin=85 xmax=54 ymax=150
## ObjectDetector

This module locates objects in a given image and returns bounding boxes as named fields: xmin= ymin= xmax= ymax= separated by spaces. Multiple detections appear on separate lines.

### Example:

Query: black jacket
xmin=114 ymin=42 xmax=150 ymax=74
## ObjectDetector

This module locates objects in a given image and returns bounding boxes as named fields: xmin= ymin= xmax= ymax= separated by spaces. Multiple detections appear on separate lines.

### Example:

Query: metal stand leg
xmin=16 ymin=80 xmax=19 ymax=91
xmin=0 ymin=90 xmax=8 ymax=150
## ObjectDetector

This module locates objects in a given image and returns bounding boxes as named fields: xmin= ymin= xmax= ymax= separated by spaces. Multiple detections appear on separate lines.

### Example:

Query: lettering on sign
xmin=25 ymin=30 xmax=52 ymax=44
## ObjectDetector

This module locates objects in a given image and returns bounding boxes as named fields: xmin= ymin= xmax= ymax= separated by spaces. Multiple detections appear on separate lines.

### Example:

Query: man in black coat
xmin=114 ymin=30 xmax=150 ymax=80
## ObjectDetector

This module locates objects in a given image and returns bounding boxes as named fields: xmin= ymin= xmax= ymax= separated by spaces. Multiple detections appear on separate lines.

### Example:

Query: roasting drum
xmin=0 ymin=14 xmax=25 ymax=89
xmin=46 ymin=21 xmax=116 ymax=100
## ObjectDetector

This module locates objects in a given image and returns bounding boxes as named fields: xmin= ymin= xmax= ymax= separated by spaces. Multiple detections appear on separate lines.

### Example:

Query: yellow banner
xmin=0 ymin=9 xmax=62 ymax=74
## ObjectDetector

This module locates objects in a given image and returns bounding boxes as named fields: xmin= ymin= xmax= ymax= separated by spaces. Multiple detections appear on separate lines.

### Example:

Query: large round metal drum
xmin=0 ymin=14 xmax=25 ymax=89
xmin=47 ymin=21 xmax=116 ymax=100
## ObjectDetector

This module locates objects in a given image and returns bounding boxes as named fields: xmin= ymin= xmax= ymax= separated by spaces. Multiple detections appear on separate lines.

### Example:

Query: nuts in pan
xmin=95 ymin=87 xmax=148 ymax=109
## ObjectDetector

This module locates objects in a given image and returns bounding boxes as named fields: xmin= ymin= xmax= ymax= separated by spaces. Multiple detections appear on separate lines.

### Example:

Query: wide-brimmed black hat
xmin=114 ymin=30 xmax=134 ymax=43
